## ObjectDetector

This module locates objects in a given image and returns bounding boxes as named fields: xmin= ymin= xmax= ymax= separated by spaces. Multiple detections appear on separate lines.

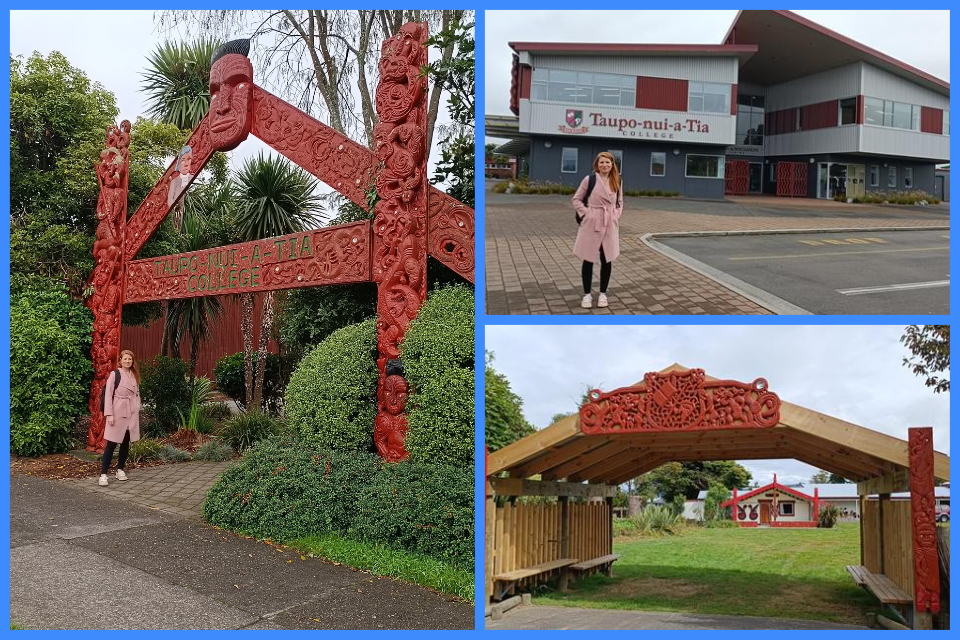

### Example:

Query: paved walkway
xmin=485 ymin=604 xmax=869 ymax=630
xmin=12 ymin=466 xmax=474 ymax=629
xmin=485 ymin=181 xmax=949 ymax=315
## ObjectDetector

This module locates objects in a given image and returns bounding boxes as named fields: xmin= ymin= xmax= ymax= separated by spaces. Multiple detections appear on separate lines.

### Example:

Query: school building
xmin=489 ymin=10 xmax=949 ymax=199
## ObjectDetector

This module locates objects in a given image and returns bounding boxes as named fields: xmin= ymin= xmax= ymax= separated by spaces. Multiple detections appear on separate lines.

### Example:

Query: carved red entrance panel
xmin=776 ymin=161 xmax=807 ymax=197
xmin=86 ymin=23 xmax=475 ymax=457
xmin=908 ymin=427 xmax=940 ymax=614
xmin=579 ymin=368 xmax=781 ymax=434
xmin=725 ymin=159 xmax=749 ymax=196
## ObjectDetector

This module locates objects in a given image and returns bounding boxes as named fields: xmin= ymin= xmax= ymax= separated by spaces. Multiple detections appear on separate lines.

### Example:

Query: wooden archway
xmin=85 ymin=23 xmax=474 ymax=462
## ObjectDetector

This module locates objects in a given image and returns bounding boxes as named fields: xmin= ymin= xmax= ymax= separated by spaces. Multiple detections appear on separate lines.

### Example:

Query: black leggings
xmin=101 ymin=430 xmax=131 ymax=475
xmin=582 ymin=247 xmax=612 ymax=294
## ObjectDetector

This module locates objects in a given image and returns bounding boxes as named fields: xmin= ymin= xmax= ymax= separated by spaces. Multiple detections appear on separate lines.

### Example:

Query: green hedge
xmin=202 ymin=434 xmax=473 ymax=569
xmin=285 ymin=318 xmax=378 ymax=451
xmin=10 ymin=284 xmax=93 ymax=456
xmin=400 ymin=285 xmax=475 ymax=468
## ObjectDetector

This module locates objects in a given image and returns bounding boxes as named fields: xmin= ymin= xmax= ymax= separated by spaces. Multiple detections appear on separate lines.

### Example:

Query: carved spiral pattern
xmin=579 ymin=369 xmax=781 ymax=434
xmin=908 ymin=428 xmax=940 ymax=614
xmin=427 ymin=189 xmax=475 ymax=280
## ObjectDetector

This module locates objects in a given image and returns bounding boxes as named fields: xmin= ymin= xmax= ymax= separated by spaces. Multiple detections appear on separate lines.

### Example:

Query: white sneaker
xmin=116 ymin=469 xmax=128 ymax=481
xmin=581 ymin=294 xmax=593 ymax=308
xmin=598 ymin=293 xmax=609 ymax=308
xmin=98 ymin=474 xmax=109 ymax=486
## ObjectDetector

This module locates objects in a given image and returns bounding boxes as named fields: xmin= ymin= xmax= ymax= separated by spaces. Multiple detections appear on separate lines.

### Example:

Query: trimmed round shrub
xmin=10 ymin=284 xmax=93 ymax=456
xmin=202 ymin=434 xmax=381 ymax=540
xmin=353 ymin=459 xmax=474 ymax=570
xmin=400 ymin=285 xmax=475 ymax=468
xmin=140 ymin=356 xmax=192 ymax=434
xmin=219 ymin=411 xmax=283 ymax=452
xmin=285 ymin=318 xmax=377 ymax=451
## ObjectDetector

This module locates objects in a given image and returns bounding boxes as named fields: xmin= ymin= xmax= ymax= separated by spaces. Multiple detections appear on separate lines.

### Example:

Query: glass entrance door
xmin=848 ymin=164 xmax=866 ymax=199
xmin=829 ymin=163 xmax=848 ymax=200
xmin=748 ymin=163 xmax=762 ymax=193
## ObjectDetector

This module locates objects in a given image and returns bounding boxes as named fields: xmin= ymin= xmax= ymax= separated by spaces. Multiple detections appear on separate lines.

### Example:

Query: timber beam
xmin=857 ymin=470 xmax=910 ymax=496
xmin=489 ymin=477 xmax=616 ymax=499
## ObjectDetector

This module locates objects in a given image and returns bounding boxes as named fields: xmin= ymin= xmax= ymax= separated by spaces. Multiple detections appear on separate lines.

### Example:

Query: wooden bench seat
xmin=846 ymin=565 xmax=912 ymax=605
xmin=492 ymin=558 xmax=578 ymax=600
xmin=570 ymin=554 xmax=620 ymax=572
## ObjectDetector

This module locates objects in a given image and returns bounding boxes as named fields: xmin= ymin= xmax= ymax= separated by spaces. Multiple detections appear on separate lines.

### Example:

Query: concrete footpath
xmin=486 ymin=604 xmax=869 ymax=630
xmin=11 ymin=463 xmax=474 ymax=630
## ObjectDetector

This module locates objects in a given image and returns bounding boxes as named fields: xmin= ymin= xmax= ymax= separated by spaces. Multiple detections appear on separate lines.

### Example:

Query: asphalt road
xmin=658 ymin=229 xmax=950 ymax=315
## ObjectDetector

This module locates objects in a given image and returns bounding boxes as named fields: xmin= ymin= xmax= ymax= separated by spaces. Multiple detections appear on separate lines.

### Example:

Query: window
xmin=839 ymin=97 xmax=858 ymax=125
xmin=864 ymin=97 xmax=885 ymax=126
xmin=532 ymin=67 xmax=636 ymax=107
xmin=945 ymin=110 xmax=950 ymax=136
xmin=770 ymin=163 xmax=777 ymax=182
xmin=904 ymin=167 xmax=913 ymax=188
xmin=796 ymin=108 xmax=804 ymax=132
xmin=869 ymin=165 xmax=879 ymax=187
xmin=893 ymin=101 xmax=914 ymax=130
xmin=608 ymin=149 xmax=623 ymax=172
xmin=888 ymin=166 xmax=898 ymax=188
xmin=561 ymin=147 xmax=578 ymax=173
xmin=737 ymin=93 xmax=766 ymax=145
xmin=650 ymin=152 xmax=666 ymax=177
xmin=685 ymin=154 xmax=724 ymax=179
xmin=778 ymin=502 xmax=795 ymax=516
xmin=912 ymin=105 xmax=921 ymax=132
xmin=688 ymin=82 xmax=731 ymax=115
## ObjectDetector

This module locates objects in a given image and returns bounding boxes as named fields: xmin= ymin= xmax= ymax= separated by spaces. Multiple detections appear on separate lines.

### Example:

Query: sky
xmin=10 ymin=10 xmax=460 ymax=196
xmin=484 ymin=9 xmax=951 ymax=145
xmin=485 ymin=325 xmax=950 ymax=487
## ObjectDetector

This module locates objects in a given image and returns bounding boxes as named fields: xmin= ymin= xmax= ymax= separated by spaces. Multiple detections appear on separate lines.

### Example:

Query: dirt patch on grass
xmin=604 ymin=576 xmax=708 ymax=599
xmin=777 ymin=582 xmax=874 ymax=626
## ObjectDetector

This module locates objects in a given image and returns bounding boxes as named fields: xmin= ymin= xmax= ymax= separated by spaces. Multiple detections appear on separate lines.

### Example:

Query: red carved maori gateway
xmin=579 ymin=368 xmax=781 ymax=434
xmin=908 ymin=427 xmax=940 ymax=614
xmin=85 ymin=121 xmax=131 ymax=452
xmin=86 ymin=23 xmax=475 ymax=458
xmin=124 ymin=222 xmax=370 ymax=303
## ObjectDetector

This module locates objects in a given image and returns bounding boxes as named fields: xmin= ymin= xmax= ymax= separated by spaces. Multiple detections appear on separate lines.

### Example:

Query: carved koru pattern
xmin=370 ymin=22 xmax=429 ymax=462
xmin=908 ymin=427 xmax=940 ymax=614
xmin=374 ymin=374 xmax=410 ymax=462
xmin=579 ymin=369 xmax=781 ymax=434
xmin=124 ymin=223 xmax=370 ymax=303
xmin=85 ymin=120 xmax=131 ymax=452
xmin=428 ymin=189 xmax=475 ymax=279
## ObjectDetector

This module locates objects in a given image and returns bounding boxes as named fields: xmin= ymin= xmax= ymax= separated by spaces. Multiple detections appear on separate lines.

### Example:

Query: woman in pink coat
xmin=572 ymin=151 xmax=623 ymax=308
xmin=99 ymin=349 xmax=142 ymax=486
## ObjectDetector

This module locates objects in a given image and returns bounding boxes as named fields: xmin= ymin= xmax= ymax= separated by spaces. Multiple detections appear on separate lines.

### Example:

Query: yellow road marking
xmin=729 ymin=245 xmax=950 ymax=261
xmin=797 ymin=237 xmax=888 ymax=247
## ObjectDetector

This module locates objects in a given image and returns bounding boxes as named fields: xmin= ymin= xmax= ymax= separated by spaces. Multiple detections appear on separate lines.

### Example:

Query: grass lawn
xmin=537 ymin=523 xmax=877 ymax=626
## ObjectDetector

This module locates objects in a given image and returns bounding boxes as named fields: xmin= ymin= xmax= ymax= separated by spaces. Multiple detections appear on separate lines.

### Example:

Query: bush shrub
xmin=10 ymin=283 xmax=94 ymax=456
xmin=818 ymin=504 xmax=841 ymax=528
xmin=285 ymin=319 xmax=378 ymax=451
xmin=193 ymin=440 xmax=234 ymax=462
xmin=202 ymin=434 xmax=474 ymax=569
xmin=213 ymin=351 xmax=287 ymax=414
xmin=202 ymin=402 xmax=232 ymax=422
xmin=159 ymin=444 xmax=192 ymax=462
xmin=140 ymin=356 xmax=192 ymax=434
xmin=400 ymin=285 xmax=475 ymax=468
xmin=128 ymin=438 xmax=164 ymax=464
xmin=353 ymin=459 xmax=474 ymax=569
xmin=618 ymin=505 xmax=684 ymax=537
xmin=203 ymin=435 xmax=381 ymax=541
xmin=219 ymin=411 xmax=283 ymax=452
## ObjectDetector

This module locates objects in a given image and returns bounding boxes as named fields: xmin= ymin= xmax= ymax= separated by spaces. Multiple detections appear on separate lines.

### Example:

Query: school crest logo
xmin=559 ymin=109 xmax=588 ymax=135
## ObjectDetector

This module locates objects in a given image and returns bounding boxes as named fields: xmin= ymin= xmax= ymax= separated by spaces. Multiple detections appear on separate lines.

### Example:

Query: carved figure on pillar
xmin=85 ymin=121 xmax=131 ymax=452
xmin=371 ymin=22 xmax=429 ymax=461
xmin=209 ymin=39 xmax=254 ymax=152
xmin=374 ymin=362 xmax=410 ymax=462
xmin=908 ymin=427 xmax=940 ymax=614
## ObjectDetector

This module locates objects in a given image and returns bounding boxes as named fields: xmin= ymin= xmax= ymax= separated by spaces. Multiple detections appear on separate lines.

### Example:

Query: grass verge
xmin=537 ymin=523 xmax=876 ymax=626
xmin=289 ymin=532 xmax=474 ymax=602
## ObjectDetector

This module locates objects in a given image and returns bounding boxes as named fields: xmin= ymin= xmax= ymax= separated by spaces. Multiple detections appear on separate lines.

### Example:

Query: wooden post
xmin=732 ymin=487 xmax=738 ymax=523
xmin=908 ymin=427 xmax=940 ymax=628
xmin=485 ymin=447 xmax=495 ymax=606
xmin=605 ymin=495 xmax=614 ymax=576
xmin=558 ymin=495 xmax=570 ymax=592
xmin=859 ymin=494 xmax=866 ymax=565
xmin=813 ymin=487 xmax=819 ymax=523
xmin=877 ymin=493 xmax=888 ymax=574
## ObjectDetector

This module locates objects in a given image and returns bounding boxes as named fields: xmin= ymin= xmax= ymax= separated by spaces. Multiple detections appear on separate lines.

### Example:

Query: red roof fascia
xmin=723 ymin=10 xmax=949 ymax=91
xmin=509 ymin=42 xmax=757 ymax=56
xmin=721 ymin=481 xmax=815 ymax=507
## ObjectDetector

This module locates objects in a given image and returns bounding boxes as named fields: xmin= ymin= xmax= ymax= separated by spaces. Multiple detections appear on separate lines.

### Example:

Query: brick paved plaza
xmin=484 ymin=183 xmax=949 ymax=315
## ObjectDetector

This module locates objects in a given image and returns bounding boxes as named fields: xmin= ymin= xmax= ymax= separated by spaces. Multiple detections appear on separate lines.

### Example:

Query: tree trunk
xmin=240 ymin=293 xmax=254 ymax=410
xmin=252 ymin=291 xmax=275 ymax=413
xmin=424 ymin=10 xmax=465 ymax=155
xmin=159 ymin=301 xmax=171 ymax=357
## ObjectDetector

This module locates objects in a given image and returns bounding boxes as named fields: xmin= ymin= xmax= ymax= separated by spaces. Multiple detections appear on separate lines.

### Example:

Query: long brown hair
xmin=119 ymin=349 xmax=141 ymax=386
xmin=593 ymin=151 xmax=621 ymax=194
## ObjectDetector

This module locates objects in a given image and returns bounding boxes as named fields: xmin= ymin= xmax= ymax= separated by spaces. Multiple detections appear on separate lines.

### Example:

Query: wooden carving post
xmin=85 ymin=121 xmax=131 ymax=452
xmin=86 ymin=24 xmax=475 ymax=461
xmin=908 ymin=427 xmax=940 ymax=628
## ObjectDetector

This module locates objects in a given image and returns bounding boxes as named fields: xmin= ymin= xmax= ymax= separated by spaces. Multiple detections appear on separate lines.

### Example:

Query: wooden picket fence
xmin=487 ymin=500 xmax=610 ymax=598
xmin=862 ymin=499 xmax=914 ymax=597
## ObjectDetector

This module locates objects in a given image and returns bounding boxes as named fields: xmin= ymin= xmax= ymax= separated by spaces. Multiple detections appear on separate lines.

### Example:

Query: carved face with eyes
xmin=209 ymin=54 xmax=254 ymax=151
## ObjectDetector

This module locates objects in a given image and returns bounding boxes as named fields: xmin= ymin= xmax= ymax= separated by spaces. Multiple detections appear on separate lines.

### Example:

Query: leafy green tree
xmin=141 ymin=38 xmax=221 ymax=130
xmin=901 ymin=325 xmax=949 ymax=394
xmin=485 ymin=351 xmax=535 ymax=452
xmin=703 ymin=483 xmax=732 ymax=521
xmin=233 ymin=153 xmax=324 ymax=412
xmin=810 ymin=470 xmax=849 ymax=484
xmin=639 ymin=461 xmax=752 ymax=503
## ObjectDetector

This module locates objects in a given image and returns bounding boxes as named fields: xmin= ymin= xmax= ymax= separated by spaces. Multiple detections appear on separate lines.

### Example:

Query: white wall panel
xmin=765 ymin=63 xmax=862 ymax=111
xmin=765 ymin=126 xmax=861 ymax=156
xmin=862 ymin=64 xmax=950 ymax=109
xmin=860 ymin=126 xmax=950 ymax=161
xmin=531 ymin=54 xmax=739 ymax=84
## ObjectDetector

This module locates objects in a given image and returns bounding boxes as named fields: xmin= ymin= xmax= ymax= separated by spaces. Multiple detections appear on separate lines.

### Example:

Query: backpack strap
xmin=583 ymin=173 xmax=597 ymax=206
xmin=113 ymin=369 xmax=121 ymax=392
